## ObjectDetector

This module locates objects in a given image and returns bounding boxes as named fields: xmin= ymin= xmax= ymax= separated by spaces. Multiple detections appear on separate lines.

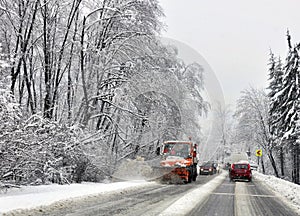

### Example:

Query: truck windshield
xmin=163 ymin=143 xmax=190 ymax=158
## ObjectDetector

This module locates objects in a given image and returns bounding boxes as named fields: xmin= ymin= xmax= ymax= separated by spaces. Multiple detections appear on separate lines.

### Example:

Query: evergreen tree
xmin=273 ymin=33 xmax=300 ymax=184
xmin=268 ymin=51 xmax=285 ymax=176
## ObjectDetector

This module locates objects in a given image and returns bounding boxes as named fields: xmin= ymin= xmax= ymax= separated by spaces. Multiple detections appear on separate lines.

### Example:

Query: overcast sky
xmin=159 ymin=0 xmax=300 ymax=106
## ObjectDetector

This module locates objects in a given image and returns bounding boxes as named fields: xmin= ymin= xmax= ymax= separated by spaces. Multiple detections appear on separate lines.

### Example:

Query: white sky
xmin=159 ymin=0 xmax=300 ymax=106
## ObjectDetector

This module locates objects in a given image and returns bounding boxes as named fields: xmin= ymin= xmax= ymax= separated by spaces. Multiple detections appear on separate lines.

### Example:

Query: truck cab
xmin=158 ymin=140 xmax=198 ymax=183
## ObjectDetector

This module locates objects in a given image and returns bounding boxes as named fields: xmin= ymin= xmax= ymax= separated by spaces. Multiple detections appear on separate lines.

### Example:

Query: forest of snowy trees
xmin=1 ymin=0 xmax=299 ymax=188
xmin=0 ymin=0 xmax=208 ymax=186
xmin=234 ymin=33 xmax=300 ymax=185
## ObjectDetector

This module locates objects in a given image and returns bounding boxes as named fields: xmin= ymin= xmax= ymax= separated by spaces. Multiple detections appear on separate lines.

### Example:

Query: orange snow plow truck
xmin=157 ymin=140 xmax=198 ymax=183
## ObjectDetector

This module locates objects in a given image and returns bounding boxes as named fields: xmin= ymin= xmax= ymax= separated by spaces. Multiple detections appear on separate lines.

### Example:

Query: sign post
xmin=255 ymin=149 xmax=262 ymax=166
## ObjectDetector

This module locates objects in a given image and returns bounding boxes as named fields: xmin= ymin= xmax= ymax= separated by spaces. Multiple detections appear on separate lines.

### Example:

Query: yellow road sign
xmin=256 ymin=149 xmax=262 ymax=157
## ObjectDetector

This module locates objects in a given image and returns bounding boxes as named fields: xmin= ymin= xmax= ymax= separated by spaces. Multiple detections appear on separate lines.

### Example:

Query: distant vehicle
xmin=230 ymin=160 xmax=252 ymax=182
xmin=224 ymin=162 xmax=231 ymax=170
xmin=224 ymin=152 xmax=248 ymax=170
xmin=249 ymin=162 xmax=258 ymax=171
xmin=199 ymin=162 xmax=215 ymax=175
xmin=214 ymin=162 xmax=220 ymax=173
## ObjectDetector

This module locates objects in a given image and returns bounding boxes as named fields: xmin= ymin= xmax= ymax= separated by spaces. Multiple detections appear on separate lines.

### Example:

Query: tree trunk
xmin=295 ymin=143 xmax=300 ymax=184
xmin=268 ymin=150 xmax=279 ymax=177
xmin=293 ymin=149 xmax=296 ymax=183
xmin=42 ymin=0 xmax=53 ymax=119
xmin=280 ymin=147 xmax=285 ymax=176
xmin=66 ymin=12 xmax=79 ymax=120
xmin=80 ymin=16 xmax=90 ymax=126
xmin=261 ymin=155 xmax=265 ymax=174
xmin=11 ymin=0 xmax=39 ymax=99
xmin=52 ymin=0 xmax=82 ymax=121
xmin=22 ymin=58 xmax=35 ymax=114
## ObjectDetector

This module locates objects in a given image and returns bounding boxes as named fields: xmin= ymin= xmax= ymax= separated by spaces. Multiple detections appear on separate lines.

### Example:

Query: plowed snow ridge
xmin=159 ymin=171 xmax=227 ymax=216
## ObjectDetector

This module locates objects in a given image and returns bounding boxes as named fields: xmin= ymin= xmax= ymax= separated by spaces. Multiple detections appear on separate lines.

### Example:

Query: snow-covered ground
xmin=0 ymin=180 xmax=155 ymax=214
xmin=0 ymin=171 xmax=299 ymax=215
xmin=253 ymin=171 xmax=300 ymax=214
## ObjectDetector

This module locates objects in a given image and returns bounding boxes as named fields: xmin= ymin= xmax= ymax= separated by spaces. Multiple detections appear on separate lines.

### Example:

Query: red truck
xmin=157 ymin=140 xmax=198 ymax=183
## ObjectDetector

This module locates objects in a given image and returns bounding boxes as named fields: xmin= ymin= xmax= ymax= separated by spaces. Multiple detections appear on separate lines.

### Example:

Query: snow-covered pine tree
xmin=268 ymin=51 xmax=285 ymax=176
xmin=274 ymin=32 xmax=300 ymax=184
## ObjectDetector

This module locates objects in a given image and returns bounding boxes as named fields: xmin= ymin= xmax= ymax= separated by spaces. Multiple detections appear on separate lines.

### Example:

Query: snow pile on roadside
xmin=112 ymin=157 xmax=154 ymax=180
xmin=112 ymin=157 xmax=163 ymax=181
xmin=253 ymin=171 xmax=300 ymax=214
xmin=0 ymin=180 xmax=154 ymax=214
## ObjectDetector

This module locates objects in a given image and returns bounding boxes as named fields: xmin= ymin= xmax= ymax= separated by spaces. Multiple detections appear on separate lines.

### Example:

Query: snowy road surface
xmin=191 ymin=178 xmax=298 ymax=216
xmin=1 ymin=171 xmax=299 ymax=216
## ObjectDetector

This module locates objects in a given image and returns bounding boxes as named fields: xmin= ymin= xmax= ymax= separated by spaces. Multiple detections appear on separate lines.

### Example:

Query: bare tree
xmin=213 ymin=102 xmax=233 ymax=162
xmin=235 ymin=87 xmax=279 ymax=176
xmin=0 ymin=0 xmax=39 ymax=114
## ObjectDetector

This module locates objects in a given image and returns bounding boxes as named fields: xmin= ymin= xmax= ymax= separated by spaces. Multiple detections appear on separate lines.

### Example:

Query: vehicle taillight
xmin=248 ymin=164 xmax=251 ymax=170
xmin=231 ymin=164 xmax=234 ymax=169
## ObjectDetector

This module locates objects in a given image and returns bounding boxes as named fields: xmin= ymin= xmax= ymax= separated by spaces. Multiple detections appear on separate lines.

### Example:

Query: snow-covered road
xmin=1 ymin=173 xmax=220 ymax=215
xmin=1 ymin=171 xmax=299 ymax=216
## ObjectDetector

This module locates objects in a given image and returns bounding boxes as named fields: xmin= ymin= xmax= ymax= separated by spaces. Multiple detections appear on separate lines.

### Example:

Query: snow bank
xmin=0 ymin=180 xmax=154 ymax=214
xmin=253 ymin=171 xmax=300 ymax=214
xmin=112 ymin=157 xmax=155 ymax=180
xmin=112 ymin=157 xmax=164 ymax=181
